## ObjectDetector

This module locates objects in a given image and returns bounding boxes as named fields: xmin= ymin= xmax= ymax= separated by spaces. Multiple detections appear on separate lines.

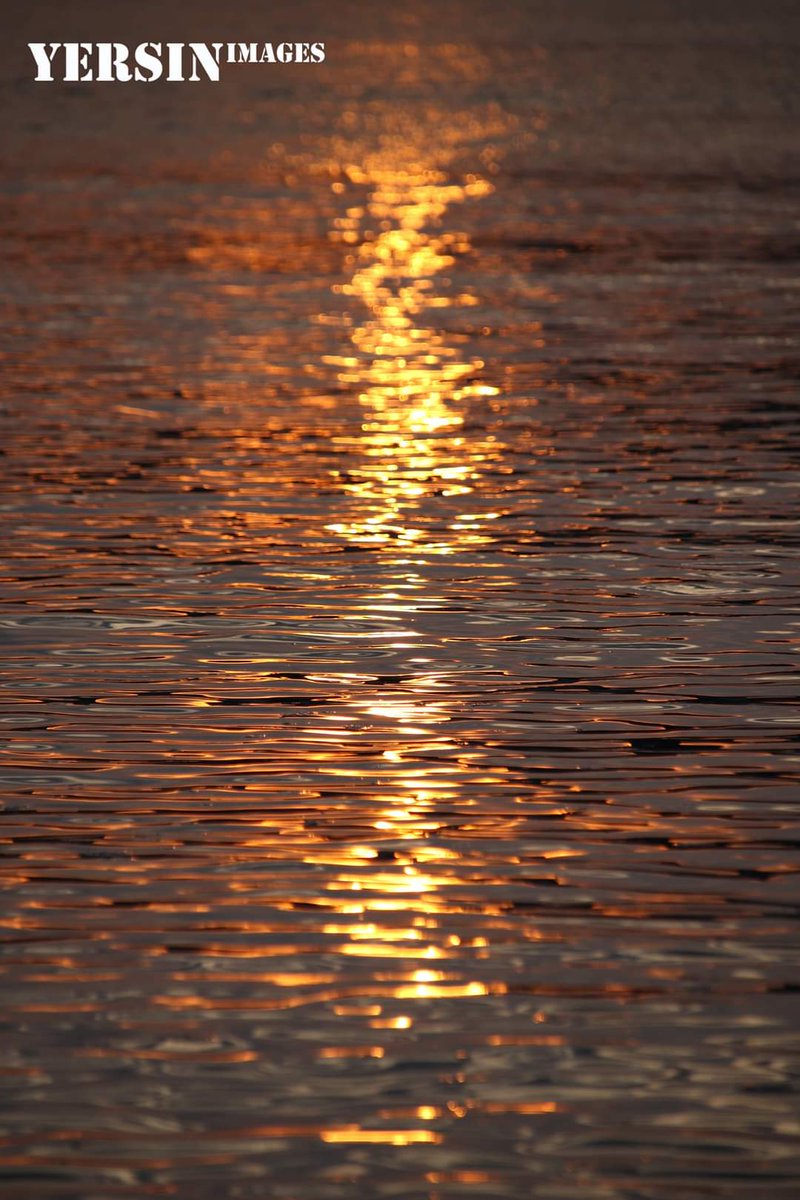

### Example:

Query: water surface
xmin=1 ymin=3 xmax=799 ymax=1197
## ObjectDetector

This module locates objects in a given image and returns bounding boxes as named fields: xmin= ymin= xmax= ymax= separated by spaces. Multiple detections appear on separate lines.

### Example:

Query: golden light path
xmin=324 ymin=164 xmax=500 ymax=554
xmin=296 ymin=164 xmax=541 ymax=1144
xmin=171 ymin=157 xmax=556 ymax=1149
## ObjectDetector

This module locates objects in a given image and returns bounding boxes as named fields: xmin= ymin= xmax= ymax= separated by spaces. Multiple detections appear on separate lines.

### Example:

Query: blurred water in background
xmin=1 ymin=2 xmax=799 ymax=1197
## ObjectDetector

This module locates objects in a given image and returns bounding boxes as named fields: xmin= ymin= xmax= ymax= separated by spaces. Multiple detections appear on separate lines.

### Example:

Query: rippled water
xmin=1 ymin=3 xmax=799 ymax=1197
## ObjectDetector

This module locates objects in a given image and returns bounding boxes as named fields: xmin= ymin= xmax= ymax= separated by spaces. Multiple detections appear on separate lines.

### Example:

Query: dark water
xmin=1 ymin=3 xmax=799 ymax=1197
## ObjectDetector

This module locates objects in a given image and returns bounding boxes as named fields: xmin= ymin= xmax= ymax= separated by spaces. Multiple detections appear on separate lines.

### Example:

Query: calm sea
xmin=1 ymin=3 xmax=799 ymax=1196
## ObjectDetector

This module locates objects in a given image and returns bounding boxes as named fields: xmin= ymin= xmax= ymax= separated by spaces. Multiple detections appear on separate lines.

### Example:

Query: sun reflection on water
xmin=325 ymin=165 xmax=500 ymax=555
xmin=290 ymin=162 xmax=513 ymax=1001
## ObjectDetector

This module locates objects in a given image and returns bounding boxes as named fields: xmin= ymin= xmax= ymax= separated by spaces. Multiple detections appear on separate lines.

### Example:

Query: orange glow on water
xmin=325 ymin=165 xmax=500 ymax=555
xmin=2 ymin=22 xmax=796 ymax=1199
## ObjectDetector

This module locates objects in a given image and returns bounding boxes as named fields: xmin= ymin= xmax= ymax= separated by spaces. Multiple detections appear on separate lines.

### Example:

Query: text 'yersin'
xmin=28 ymin=42 xmax=326 ymax=82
